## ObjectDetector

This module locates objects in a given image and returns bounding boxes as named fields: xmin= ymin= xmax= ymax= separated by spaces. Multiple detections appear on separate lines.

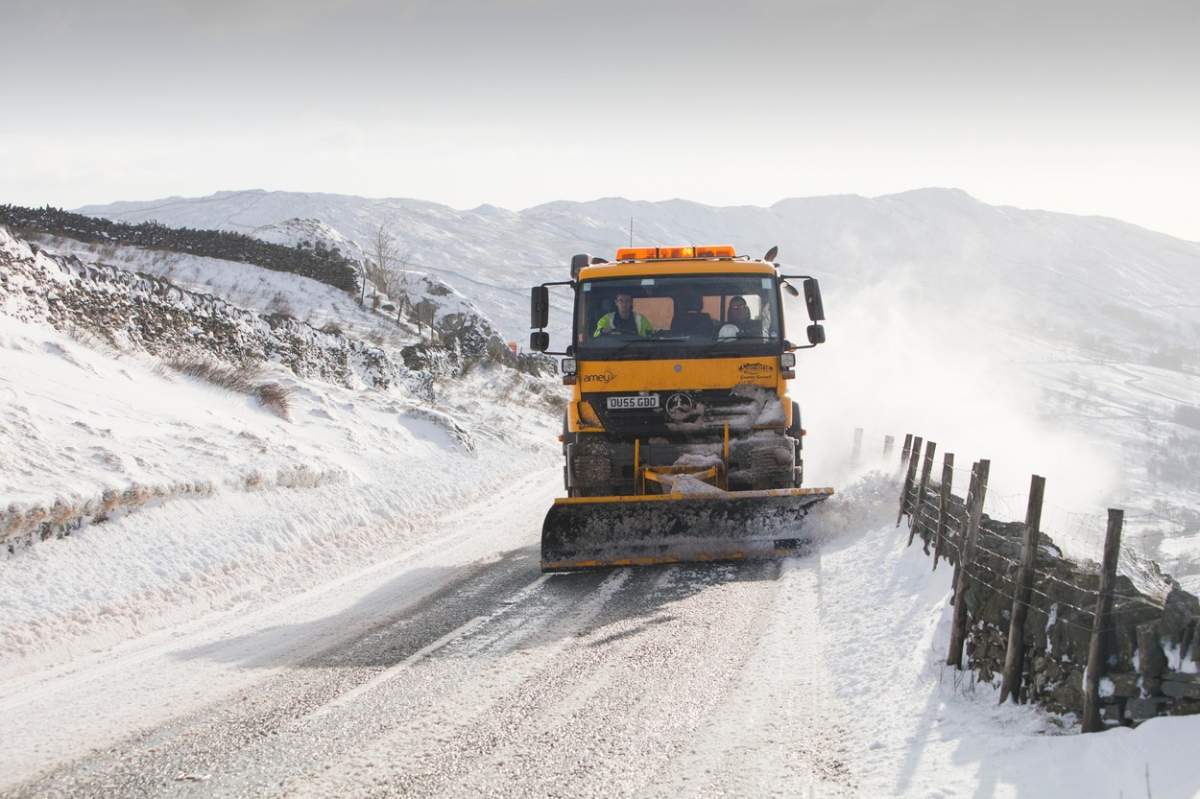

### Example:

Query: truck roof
xmin=579 ymin=259 xmax=776 ymax=281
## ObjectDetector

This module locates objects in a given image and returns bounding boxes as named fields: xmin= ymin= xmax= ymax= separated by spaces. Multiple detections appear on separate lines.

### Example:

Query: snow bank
xmin=801 ymin=477 xmax=1200 ymax=798
xmin=0 ymin=223 xmax=562 ymax=672
xmin=0 ymin=311 xmax=558 ymax=672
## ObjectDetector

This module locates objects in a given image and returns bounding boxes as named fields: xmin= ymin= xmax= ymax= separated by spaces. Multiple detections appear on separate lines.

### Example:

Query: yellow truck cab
xmin=530 ymin=245 xmax=826 ymax=499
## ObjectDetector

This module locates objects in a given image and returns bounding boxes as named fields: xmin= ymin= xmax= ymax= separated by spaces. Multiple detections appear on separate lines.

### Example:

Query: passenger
xmin=595 ymin=291 xmax=654 ymax=337
xmin=670 ymin=290 xmax=714 ymax=337
xmin=726 ymin=295 xmax=761 ymax=336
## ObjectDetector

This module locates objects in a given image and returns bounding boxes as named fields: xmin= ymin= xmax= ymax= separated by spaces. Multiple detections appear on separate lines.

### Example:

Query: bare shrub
xmin=266 ymin=292 xmax=292 ymax=315
xmin=167 ymin=357 xmax=257 ymax=393
xmin=164 ymin=357 xmax=293 ymax=419
xmin=319 ymin=321 xmax=344 ymax=336
xmin=255 ymin=382 xmax=291 ymax=418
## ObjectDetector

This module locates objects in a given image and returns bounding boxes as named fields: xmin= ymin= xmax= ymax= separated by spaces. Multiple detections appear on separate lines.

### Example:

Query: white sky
xmin=2 ymin=0 xmax=1198 ymax=240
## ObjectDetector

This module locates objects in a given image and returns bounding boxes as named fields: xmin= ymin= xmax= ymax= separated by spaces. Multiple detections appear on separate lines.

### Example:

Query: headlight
xmin=780 ymin=352 xmax=796 ymax=368
xmin=561 ymin=357 xmax=577 ymax=376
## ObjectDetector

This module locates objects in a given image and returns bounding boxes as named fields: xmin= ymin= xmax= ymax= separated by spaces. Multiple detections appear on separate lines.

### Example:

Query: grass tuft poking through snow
xmin=163 ymin=357 xmax=293 ymax=419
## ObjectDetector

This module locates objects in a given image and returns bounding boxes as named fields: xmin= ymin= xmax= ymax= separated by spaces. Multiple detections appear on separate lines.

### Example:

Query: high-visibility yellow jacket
xmin=594 ymin=311 xmax=654 ymax=337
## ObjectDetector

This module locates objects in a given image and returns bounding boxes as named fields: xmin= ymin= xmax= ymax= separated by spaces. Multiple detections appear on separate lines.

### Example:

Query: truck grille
xmin=583 ymin=389 xmax=768 ymax=437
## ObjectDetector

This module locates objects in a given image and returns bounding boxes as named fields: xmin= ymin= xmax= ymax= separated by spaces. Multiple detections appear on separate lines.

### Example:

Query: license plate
xmin=606 ymin=395 xmax=659 ymax=410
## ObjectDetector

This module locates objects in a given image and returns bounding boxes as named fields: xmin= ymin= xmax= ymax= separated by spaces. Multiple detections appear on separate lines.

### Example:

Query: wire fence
xmin=890 ymin=430 xmax=1198 ymax=730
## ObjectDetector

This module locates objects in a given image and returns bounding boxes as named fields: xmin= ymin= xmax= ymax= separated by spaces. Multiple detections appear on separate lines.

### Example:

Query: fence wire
xmin=899 ymin=440 xmax=1175 ymax=604
xmin=898 ymin=479 xmax=1171 ymax=632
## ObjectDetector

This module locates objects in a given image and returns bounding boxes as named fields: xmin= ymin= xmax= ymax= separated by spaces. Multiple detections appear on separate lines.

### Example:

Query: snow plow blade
xmin=541 ymin=487 xmax=834 ymax=572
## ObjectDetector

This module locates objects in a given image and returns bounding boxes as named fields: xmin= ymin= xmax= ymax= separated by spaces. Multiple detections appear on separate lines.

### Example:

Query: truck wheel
xmin=570 ymin=436 xmax=614 ymax=495
xmin=788 ymin=402 xmax=803 ymax=485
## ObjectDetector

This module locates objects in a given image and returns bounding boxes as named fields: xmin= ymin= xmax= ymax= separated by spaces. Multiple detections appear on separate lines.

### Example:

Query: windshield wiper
xmin=609 ymin=336 xmax=688 ymax=353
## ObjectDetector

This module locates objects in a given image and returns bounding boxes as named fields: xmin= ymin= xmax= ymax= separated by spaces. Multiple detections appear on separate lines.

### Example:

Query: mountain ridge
xmin=76 ymin=188 xmax=1200 ymax=347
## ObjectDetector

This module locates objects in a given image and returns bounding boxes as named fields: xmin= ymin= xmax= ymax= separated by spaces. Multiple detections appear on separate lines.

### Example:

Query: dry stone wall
xmin=910 ymin=484 xmax=1200 ymax=725
xmin=0 ymin=204 xmax=358 ymax=292
xmin=1 ymin=229 xmax=421 ymax=394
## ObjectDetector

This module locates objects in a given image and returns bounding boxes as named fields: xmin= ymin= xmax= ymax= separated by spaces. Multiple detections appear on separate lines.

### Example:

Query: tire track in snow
xmin=658 ymin=555 xmax=857 ymax=797
xmin=5 ymin=481 xmax=855 ymax=799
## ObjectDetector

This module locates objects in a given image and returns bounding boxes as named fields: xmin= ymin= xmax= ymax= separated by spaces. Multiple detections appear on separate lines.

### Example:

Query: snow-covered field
xmin=0 ymin=250 xmax=558 ymax=673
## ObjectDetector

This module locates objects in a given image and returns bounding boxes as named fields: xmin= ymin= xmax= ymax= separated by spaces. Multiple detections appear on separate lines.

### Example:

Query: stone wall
xmin=907 ymin=483 xmax=1200 ymax=726
xmin=0 ymin=204 xmax=358 ymax=293
xmin=1 ymin=232 xmax=422 ymax=395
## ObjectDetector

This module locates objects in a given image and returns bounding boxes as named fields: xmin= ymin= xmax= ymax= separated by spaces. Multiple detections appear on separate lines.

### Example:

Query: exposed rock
xmin=1160 ymin=674 xmax=1200 ymax=699
xmin=1127 ymin=697 xmax=1168 ymax=721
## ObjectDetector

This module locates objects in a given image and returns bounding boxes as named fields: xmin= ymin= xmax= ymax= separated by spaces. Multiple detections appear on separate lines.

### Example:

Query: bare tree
xmin=362 ymin=224 xmax=398 ymax=306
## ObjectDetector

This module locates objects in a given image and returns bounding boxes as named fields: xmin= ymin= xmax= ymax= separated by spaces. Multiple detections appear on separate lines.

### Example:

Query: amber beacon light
xmin=614 ymin=245 xmax=737 ymax=261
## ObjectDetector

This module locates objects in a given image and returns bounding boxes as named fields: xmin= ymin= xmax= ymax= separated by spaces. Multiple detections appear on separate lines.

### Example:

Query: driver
xmin=594 ymin=291 xmax=654 ymax=337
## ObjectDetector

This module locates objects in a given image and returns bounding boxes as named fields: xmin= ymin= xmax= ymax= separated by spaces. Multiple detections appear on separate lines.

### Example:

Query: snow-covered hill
xmin=0 ymin=225 xmax=560 ymax=666
xmin=248 ymin=217 xmax=366 ymax=265
xmin=79 ymin=188 xmax=1200 ymax=349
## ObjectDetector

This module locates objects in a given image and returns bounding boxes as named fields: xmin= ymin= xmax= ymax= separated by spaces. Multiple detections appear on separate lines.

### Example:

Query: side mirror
xmin=806 ymin=323 xmax=826 ymax=345
xmin=530 ymin=286 xmax=549 ymax=329
xmin=764 ymin=245 xmax=778 ymax=262
xmin=804 ymin=278 xmax=825 ymax=321
xmin=783 ymin=282 xmax=800 ymax=297
xmin=530 ymin=331 xmax=550 ymax=352
xmin=570 ymin=253 xmax=591 ymax=280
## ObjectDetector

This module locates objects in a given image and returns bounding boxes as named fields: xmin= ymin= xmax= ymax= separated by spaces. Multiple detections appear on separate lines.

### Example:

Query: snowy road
xmin=2 ymin=474 xmax=1195 ymax=799
xmin=0 ymin=473 xmax=855 ymax=798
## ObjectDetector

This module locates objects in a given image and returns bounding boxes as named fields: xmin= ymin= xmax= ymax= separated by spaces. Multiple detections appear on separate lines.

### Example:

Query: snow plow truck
xmin=530 ymin=244 xmax=833 ymax=571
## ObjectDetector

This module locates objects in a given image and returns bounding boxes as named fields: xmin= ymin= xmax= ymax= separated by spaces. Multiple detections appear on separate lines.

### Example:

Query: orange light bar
xmin=616 ymin=246 xmax=658 ymax=260
xmin=615 ymin=245 xmax=734 ymax=261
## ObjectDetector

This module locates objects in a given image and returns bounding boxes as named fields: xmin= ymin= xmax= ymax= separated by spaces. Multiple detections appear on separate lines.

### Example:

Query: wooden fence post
xmin=897 ymin=435 xmax=923 ymax=527
xmin=947 ymin=459 xmax=990 ymax=668
xmin=999 ymin=474 xmax=1045 ymax=704
xmin=1082 ymin=509 xmax=1124 ymax=732
xmin=949 ymin=465 xmax=977 ymax=602
xmin=909 ymin=441 xmax=937 ymax=548
xmin=883 ymin=435 xmax=895 ymax=460
xmin=900 ymin=433 xmax=913 ymax=468
xmin=932 ymin=452 xmax=955 ymax=570
xmin=851 ymin=427 xmax=863 ymax=464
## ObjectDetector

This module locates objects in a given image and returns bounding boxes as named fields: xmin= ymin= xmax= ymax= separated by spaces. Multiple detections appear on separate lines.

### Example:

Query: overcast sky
xmin=3 ymin=0 xmax=1198 ymax=239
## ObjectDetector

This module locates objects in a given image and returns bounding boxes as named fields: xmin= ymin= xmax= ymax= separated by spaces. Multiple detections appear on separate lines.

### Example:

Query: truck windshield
xmin=574 ymin=274 xmax=782 ymax=359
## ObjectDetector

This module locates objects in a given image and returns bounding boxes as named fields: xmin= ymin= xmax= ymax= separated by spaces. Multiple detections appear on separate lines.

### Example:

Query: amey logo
xmin=582 ymin=369 xmax=616 ymax=384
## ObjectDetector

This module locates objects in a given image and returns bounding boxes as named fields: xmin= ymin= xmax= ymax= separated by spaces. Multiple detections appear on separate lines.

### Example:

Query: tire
xmin=789 ymin=401 xmax=803 ymax=486
xmin=734 ymin=436 xmax=795 ymax=490
xmin=569 ymin=436 xmax=614 ymax=495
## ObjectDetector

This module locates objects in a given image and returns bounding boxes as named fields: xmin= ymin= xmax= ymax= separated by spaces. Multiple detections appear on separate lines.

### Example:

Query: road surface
xmin=0 ymin=473 xmax=856 ymax=798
